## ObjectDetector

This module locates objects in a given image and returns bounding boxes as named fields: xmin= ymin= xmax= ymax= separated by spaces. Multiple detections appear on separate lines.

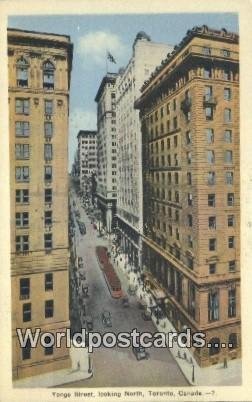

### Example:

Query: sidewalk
xmin=13 ymin=345 xmax=93 ymax=388
xmin=112 ymin=250 xmax=241 ymax=387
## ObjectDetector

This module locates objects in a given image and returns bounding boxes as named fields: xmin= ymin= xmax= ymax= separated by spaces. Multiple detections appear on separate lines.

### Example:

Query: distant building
xmin=135 ymin=25 xmax=240 ymax=367
xmin=116 ymin=32 xmax=172 ymax=268
xmin=95 ymin=73 xmax=117 ymax=233
xmin=77 ymin=130 xmax=97 ymax=197
xmin=8 ymin=28 xmax=73 ymax=379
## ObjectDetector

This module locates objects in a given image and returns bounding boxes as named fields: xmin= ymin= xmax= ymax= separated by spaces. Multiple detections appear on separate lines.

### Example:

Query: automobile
xmin=132 ymin=346 xmax=148 ymax=361
xmin=141 ymin=309 xmax=152 ymax=321
xmin=85 ymin=315 xmax=93 ymax=331
xmin=101 ymin=310 xmax=112 ymax=327
xmin=78 ymin=257 xmax=84 ymax=269
xmin=122 ymin=296 xmax=129 ymax=307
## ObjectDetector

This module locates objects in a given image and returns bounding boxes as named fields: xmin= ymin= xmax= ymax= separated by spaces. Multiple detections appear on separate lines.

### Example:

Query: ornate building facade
xmin=136 ymin=26 xmax=240 ymax=366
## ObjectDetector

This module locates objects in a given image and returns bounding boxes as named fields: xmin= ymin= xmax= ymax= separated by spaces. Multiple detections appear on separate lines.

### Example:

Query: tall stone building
xmin=95 ymin=73 xmax=117 ymax=233
xmin=77 ymin=130 xmax=97 ymax=197
xmin=135 ymin=26 xmax=240 ymax=366
xmin=116 ymin=32 xmax=172 ymax=268
xmin=8 ymin=28 xmax=73 ymax=379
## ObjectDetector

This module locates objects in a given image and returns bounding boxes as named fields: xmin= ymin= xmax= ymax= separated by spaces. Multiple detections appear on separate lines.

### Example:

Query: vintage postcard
xmin=0 ymin=0 xmax=252 ymax=401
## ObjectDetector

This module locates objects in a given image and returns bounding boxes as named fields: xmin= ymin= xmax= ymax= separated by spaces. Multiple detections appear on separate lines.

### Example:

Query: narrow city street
xmin=63 ymin=189 xmax=188 ymax=387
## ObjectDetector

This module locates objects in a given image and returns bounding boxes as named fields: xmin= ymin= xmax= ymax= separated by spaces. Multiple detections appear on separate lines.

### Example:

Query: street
xmin=63 ymin=189 xmax=188 ymax=387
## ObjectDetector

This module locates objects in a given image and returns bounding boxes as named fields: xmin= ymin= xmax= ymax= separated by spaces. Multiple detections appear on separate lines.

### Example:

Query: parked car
xmin=122 ymin=296 xmax=129 ymax=307
xmin=101 ymin=310 xmax=112 ymax=327
xmin=86 ymin=315 xmax=93 ymax=331
xmin=141 ymin=309 xmax=152 ymax=321
xmin=132 ymin=346 xmax=148 ymax=361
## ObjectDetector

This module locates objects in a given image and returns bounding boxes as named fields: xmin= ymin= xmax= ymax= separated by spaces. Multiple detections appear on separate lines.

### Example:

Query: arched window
xmin=209 ymin=337 xmax=220 ymax=356
xmin=16 ymin=57 xmax=29 ymax=87
xmin=228 ymin=333 xmax=237 ymax=350
xmin=43 ymin=61 xmax=55 ymax=89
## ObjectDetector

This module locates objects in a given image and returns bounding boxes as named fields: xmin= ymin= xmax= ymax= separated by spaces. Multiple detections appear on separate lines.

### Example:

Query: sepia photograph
xmin=1 ymin=1 xmax=252 ymax=401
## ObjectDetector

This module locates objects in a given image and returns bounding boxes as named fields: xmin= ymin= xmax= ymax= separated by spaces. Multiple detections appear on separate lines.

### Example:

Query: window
xmin=204 ymin=67 xmax=211 ymax=79
xmin=206 ymin=128 xmax=214 ymax=144
xmin=16 ymin=235 xmax=29 ymax=252
xmin=45 ymin=189 xmax=52 ymax=203
xmin=167 ymin=172 xmax=171 ymax=184
xmin=203 ymin=47 xmax=211 ymax=55
xmin=208 ymin=292 xmax=219 ymax=321
xmin=224 ymin=129 xmax=232 ymax=143
xmin=168 ymin=207 xmax=172 ymax=218
xmin=167 ymin=121 xmax=170 ymax=133
xmin=208 ymin=194 xmax=215 ymax=207
xmin=224 ymin=88 xmax=231 ymax=100
xmin=173 ymin=99 xmax=176 ymax=111
xmin=227 ymin=193 xmax=234 ymax=206
xmin=45 ymin=300 xmax=54 ymax=318
xmin=187 ymin=172 xmax=192 ymax=185
xmin=162 ymin=222 xmax=166 ymax=232
xmin=208 ymin=172 xmax=215 ymax=185
xmin=16 ymin=189 xmax=29 ymax=203
xmin=174 ymin=172 xmax=179 ymax=184
xmin=45 ymin=100 xmax=53 ymax=115
xmin=20 ymin=278 xmax=30 ymax=300
xmin=15 ymin=144 xmax=29 ymax=160
xmin=155 ymin=111 xmax=158 ymax=121
xmin=188 ymin=235 xmax=193 ymax=248
xmin=229 ymin=260 xmax=236 ymax=272
xmin=228 ymin=333 xmax=237 ymax=350
xmin=167 ymin=138 xmax=170 ymax=149
xmin=16 ymin=212 xmax=29 ymax=227
xmin=45 ymin=273 xmax=53 ymax=291
xmin=168 ymin=225 xmax=172 ymax=236
xmin=188 ymin=214 xmax=193 ymax=227
xmin=44 ymin=144 xmax=53 ymax=161
xmin=187 ymin=151 xmax=192 ymax=164
xmin=205 ymin=85 xmax=212 ymax=101
xmin=174 ymin=154 xmax=178 ymax=166
xmin=209 ymin=263 xmax=216 ymax=274
xmin=43 ymin=61 xmax=55 ymax=89
xmin=208 ymin=216 xmax=216 ymax=229
xmin=174 ymin=136 xmax=178 ymax=147
xmin=15 ymin=121 xmax=30 ymax=137
xmin=228 ymin=215 xmax=235 ymax=227
xmin=186 ymin=130 xmax=192 ymax=144
xmin=44 ymin=166 xmax=52 ymax=181
xmin=22 ymin=340 xmax=31 ymax=360
xmin=45 ymin=211 xmax=52 ymax=226
xmin=15 ymin=98 xmax=29 ymax=115
xmin=23 ymin=302 xmax=31 ymax=322
xmin=224 ymin=108 xmax=232 ymax=123
xmin=209 ymin=238 xmax=216 ymax=251
xmin=207 ymin=150 xmax=215 ymax=164
xmin=44 ymin=122 xmax=53 ymax=138
xmin=175 ymin=191 xmax=179 ymax=203
xmin=222 ymin=49 xmax=231 ymax=57
xmin=175 ymin=210 xmax=179 ymax=222
xmin=16 ymin=57 xmax=29 ymax=87
xmin=187 ymin=256 xmax=194 ymax=270
xmin=44 ymin=233 xmax=52 ymax=250
xmin=160 ymin=107 xmax=164 ymax=118
xmin=205 ymin=106 xmax=213 ymax=120
xmin=188 ymin=193 xmax=193 ymax=206
xmin=173 ymin=116 xmax=177 ymax=130
xmin=209 ymin=337 xmax=220 ymax=355
xmin=225 ymin=171 xmax=234 ymax=185
xmin=166 ymin=103 xmax=170 ymax=115
xmin=16 ymin=166 xmax=30 ymax=182
xmin=228 ymin=288 xmax=236 ymax=317
xmin=225 ymin=150 xmax=233 ymax=164
xmin=228 ymin=236 xmax=235 ymax=248
xmin=168 ymin=190 xmax=171 ymax=201
xmin=188 ymin=282 xmax=195 ymax=317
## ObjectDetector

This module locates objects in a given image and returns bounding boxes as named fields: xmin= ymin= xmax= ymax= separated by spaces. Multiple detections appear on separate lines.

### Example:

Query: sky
xmin=9 ymin=13 xmax=238 ymax=169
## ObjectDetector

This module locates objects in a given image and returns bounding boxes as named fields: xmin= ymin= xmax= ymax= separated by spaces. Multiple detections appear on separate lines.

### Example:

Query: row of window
xmin=20 ymin=274 xmax=53 ymax=299
xmin=15 ymin=98 xmax=54 ymax=115
xmin=22 ymin=299 xmax=54 ymax=322
xmin=16 ymin=234 xmax=52 ymax=252
xmin=15 ymin=144 xmax=53 ymax=160
xmin=15 ymin=121 xmax=53 ymax=138
xmin=16 ymin=58 xmax=55 ymax=89
xmin=15 ymin=166 xmax=53 ymax=182
xmin=16 ymin=211 xmax=52 ymax=227
xmin=150 ymin=151 xmax=234 ymax=167
xmin=208 ymin=288 xmax=236 ymax=321
xmin=16 ymin=188 xmax=52 ymax=204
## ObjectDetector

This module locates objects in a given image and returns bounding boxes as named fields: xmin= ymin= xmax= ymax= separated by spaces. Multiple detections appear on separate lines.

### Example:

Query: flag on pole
xmin=107 ymin=51 xmax=116 ymax=64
